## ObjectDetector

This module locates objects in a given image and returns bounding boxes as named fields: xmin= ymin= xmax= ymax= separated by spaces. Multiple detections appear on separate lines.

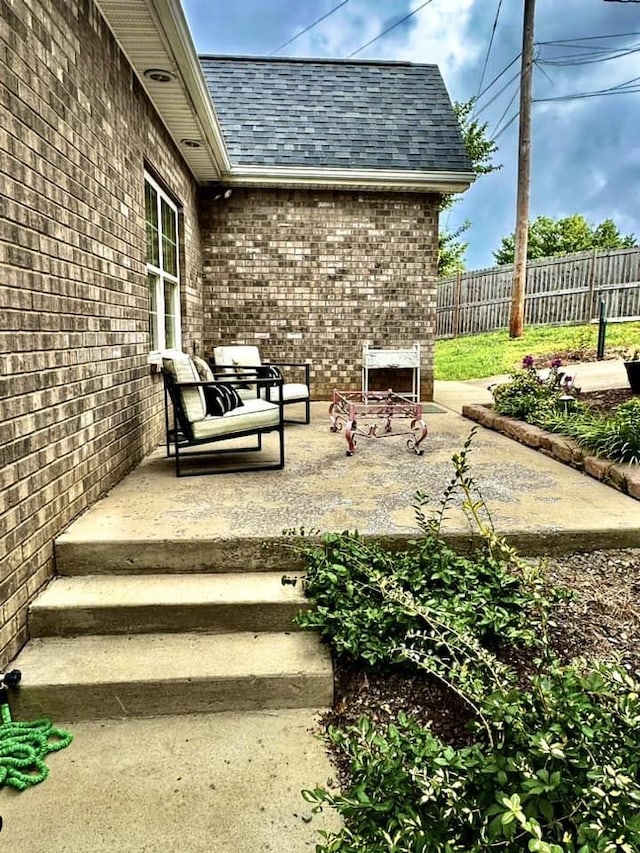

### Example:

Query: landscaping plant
xmin=491 ymin=356 xmax=579 ymax=422
xmin=492 ymin=358 xmax=640 ymax=465
xmin=295 ymin=434 xmax=640 ymax=853
xmin=542 ymin=398 xmax=640 ymax=466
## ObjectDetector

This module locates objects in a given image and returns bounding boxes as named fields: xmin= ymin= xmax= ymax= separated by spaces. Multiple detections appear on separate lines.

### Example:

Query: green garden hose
xmin=0 ymin=684 xmax=73 ymax=791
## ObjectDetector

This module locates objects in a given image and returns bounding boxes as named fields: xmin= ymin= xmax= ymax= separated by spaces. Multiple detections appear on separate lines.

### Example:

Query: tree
xmin=438 ymin=221 xmax=470 ymax=278
xmin=494 ymin=214 xmax=636 ymax=265
xmin=438 ymin=100 xmax=500 ymax=277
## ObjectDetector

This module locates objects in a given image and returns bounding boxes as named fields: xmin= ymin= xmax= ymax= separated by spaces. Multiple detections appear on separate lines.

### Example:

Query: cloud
xmin=393 ymin=0 xmax=480 ymax=86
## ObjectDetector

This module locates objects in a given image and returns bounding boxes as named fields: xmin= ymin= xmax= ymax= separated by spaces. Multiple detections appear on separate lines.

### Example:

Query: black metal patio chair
xmin=211 ymin=345 xmax=311 ymax=425
xmin=161 ymin=351 xmax=285 ymax=477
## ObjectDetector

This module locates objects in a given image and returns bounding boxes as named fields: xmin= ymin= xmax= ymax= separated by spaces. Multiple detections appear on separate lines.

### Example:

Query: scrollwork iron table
xmin=329 ymin=389 xmax=428 ymax=456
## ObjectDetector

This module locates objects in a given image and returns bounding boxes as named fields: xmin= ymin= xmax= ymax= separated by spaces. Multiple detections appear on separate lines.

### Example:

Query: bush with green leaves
xmin=295 ymin=433 xmax=640 ymax=853
xmin=295 ymin=532 xmax=556 ymax=667
xmin=491 ymin=358 xmax=640 ymax=464
xmin=306 ymin=661 xmax=640 ymax=853
xmin=491 ymin=356 xmax=579 ymax=422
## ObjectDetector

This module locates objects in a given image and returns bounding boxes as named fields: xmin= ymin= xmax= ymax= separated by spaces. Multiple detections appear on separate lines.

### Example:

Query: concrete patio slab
xmin=56 ymin=361 xmax=640 ymax=567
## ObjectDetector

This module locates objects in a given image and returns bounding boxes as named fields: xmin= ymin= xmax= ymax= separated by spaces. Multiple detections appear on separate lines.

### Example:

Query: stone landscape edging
xmin=462 ymin=403 xmax=640 ymax=502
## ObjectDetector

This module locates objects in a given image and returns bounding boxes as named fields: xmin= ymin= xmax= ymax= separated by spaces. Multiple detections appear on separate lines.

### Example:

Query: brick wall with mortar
xmin=200 ymin=188 xmax=440 ymax=401
xmin=0 ymin=0 xmax=203 ymax=664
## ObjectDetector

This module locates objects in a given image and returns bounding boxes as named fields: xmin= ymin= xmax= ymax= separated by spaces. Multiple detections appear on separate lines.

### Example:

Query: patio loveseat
xmin=161 ymin=350 xmax=285 ymax=476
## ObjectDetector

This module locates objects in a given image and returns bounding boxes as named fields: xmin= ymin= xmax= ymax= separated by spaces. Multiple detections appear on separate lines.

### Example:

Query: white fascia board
xmin=224 ymin=165 xmax=476 ymax=193
xmin=148 ymin=0 xmax=231 ymax=175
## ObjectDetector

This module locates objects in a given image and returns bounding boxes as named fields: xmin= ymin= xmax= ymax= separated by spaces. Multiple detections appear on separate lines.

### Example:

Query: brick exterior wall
xmin=200 ymin=188 xmax=440 ymax=401
xmin=0 ymin=0 xmax=203 ymax=664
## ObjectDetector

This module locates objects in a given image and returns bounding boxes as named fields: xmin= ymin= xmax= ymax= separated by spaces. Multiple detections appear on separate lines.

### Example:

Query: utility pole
xmin=509 ymin=0 xmax=536 ymax=338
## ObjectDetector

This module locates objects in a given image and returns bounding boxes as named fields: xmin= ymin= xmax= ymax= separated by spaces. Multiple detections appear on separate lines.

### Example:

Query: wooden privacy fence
xmin=436 ymin=247 xmax=640 ymax=339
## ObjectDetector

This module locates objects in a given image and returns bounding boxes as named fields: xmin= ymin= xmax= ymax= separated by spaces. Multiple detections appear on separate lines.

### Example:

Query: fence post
xmin=454 ymin=270 xmax=462 ymax=338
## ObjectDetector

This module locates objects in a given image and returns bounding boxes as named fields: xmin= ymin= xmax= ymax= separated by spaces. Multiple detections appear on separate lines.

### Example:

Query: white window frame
xmin=145 ymin=171 xmax=182 ymax=361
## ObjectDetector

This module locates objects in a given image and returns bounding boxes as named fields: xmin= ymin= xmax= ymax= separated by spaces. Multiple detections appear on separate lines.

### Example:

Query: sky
xmin=181 ymin=0 xmax=640 ymax=271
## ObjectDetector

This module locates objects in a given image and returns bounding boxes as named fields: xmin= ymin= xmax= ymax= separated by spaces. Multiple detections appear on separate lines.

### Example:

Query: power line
xmin=348 ymin=0 xmax=434 ymax=58
xmin=533 ymin=58 xmax=555 ymax=87
xmin=493 ymin=63 xmax=640 ymax=112
xmin=491 ymin=109 xmax=520 ymax=141
xmin=539 ymin=40 xmax=637 ymax=53
xmin=534 ymin=77 xmax=640 ymax=102
xmin=559 ymin=71 xmax=640 ymax=96
xmin=537 ymin=44 xmax=640 ymax=66
xmin=537 ymin=30 xmax=640 ymax=45
xmin=473 ymin=69 xmax=521 ymax=118
xmin=481 ymin=32 xmax=640 ymax=131
xmin=474 ymin=53 xmax=521 ymax=105
xmin=270 ymin=0 xmax=349 ymax=55
xmin=490 ymin=86 xmax=519 ymax=139
xmin=472 ymin=0 xmax=504 ymax=117
xmin=615 ymin=74 xmax=640 ymax=89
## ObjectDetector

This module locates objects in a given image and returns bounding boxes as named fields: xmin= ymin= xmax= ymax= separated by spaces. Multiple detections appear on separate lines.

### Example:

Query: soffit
xmin=94 ymin=0 xmax=229 ymax=181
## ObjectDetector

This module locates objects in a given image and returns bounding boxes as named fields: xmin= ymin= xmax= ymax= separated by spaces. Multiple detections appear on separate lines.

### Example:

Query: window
xmin=145 ymin=173 xmax=181 ymax=352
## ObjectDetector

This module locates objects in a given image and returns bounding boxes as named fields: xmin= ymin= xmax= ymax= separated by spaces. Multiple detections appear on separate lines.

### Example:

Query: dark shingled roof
xmin=199 ymin=56 xmax=472 ymax=174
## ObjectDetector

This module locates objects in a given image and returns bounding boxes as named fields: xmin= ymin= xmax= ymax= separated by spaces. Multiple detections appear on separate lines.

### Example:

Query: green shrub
xmin=306 ymin=661 xmax=640 ymax=853
xmin=296 ymin=532 xmax=554 ymax=667
xmin=492 ymin=359 xmax=640 ymax=464
xmin=492 ymin=357 xmax=578 ymax=422
xmin=574 ymin=397 xmax=640 ymax=464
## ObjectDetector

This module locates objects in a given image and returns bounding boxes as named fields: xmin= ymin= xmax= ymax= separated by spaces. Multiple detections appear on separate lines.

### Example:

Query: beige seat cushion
xmin=281 ymin=382 xmax=309 ymax=401
xmin=213 ymin=345 xmax=262 ymax=394
xmin=191 ymin=398 xmax=280 ymax=440
xmin=213 ymin=345 xmax=262 ymax=369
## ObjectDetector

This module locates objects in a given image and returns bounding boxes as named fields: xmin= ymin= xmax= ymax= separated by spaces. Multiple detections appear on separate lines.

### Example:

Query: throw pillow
xmin=218 ymin=383 xmax=242 ymax=411
xmin=203 ymin=383 xmax=242 ymax=417
xmin=261 ymin=365 xmax=283 ymax=382
xmin=203 ymin=385 xmax=227 ymax=417
xmin=192 ymin=355 xmax=215 ymax=382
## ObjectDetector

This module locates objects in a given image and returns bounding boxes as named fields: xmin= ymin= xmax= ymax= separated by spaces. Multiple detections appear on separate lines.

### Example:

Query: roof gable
xmin=200 ymin=56 xmax=473 ymax=177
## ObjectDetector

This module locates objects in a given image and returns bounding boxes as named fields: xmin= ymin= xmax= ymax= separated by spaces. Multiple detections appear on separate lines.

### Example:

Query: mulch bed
xmin=579 ymin=387 xmax=635 ymax=412
xmin=530 ymin=347 xmax=628 ymax=369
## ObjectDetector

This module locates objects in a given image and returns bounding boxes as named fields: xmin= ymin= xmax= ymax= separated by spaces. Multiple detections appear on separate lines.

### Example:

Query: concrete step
xmin=54 ymin=534 xmax=310 ymax=576
xmin=29 ymin=572 xmax=309 ymax=637
xmin=9 ymin=631 xmax=334 ymax=721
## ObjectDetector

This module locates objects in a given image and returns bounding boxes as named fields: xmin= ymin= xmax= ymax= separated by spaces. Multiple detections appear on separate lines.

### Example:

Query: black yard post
xmin=596 ymin=298 xmax=607 ymax=360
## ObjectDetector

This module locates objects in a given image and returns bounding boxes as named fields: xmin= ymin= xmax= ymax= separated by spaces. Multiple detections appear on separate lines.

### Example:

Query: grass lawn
xmin=434 ymin=320 xmax=640 ymax=381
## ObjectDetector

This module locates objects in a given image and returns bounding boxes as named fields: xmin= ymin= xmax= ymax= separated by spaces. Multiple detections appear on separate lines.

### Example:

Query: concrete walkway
xmin=2 ymin=358 xmax=637 ymax=853
xmin=0 ymin=709 xmax=340 ymax=852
